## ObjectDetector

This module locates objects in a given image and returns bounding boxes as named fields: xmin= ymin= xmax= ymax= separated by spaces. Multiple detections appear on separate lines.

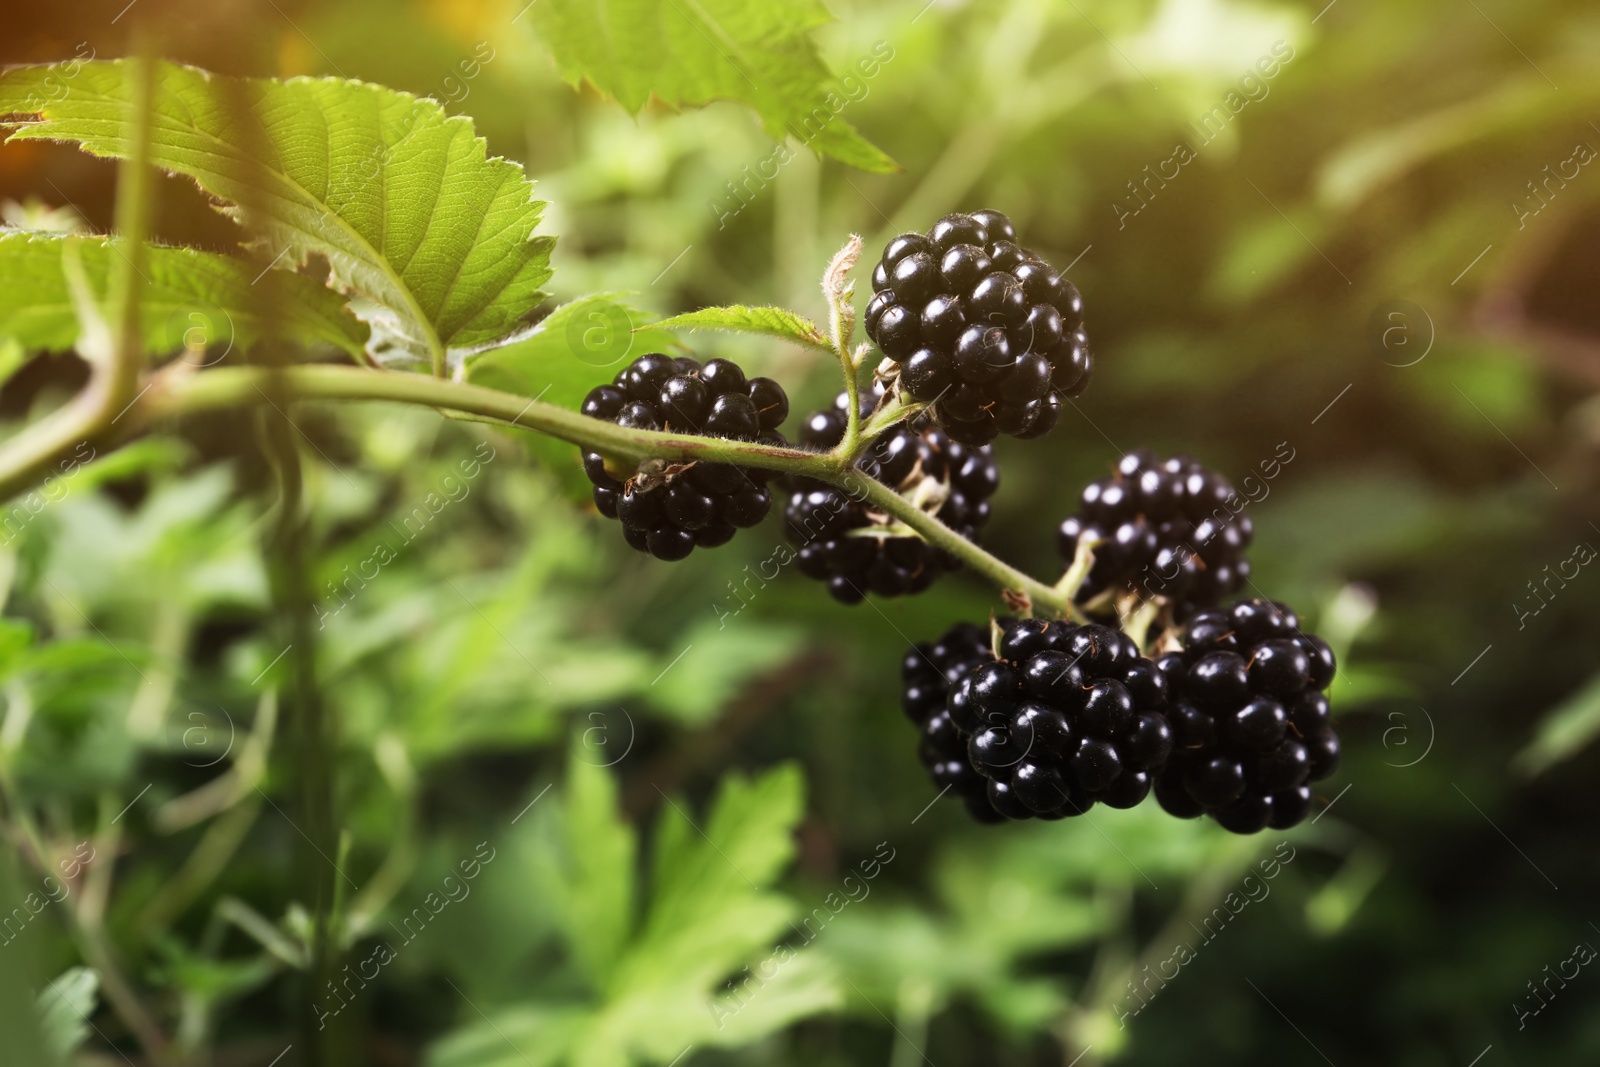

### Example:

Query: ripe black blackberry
xmin=1152 ymin=597 xmax=1340 ymax=833
xmin=1058 ymin=450 xmax=1253 ymax=620
xmin=901 ymin=621 xmax=1000 ymax=822
xmin=580 ymin=353 xmax=788 ymax=560
xmin=864 ymin=209 xmax=1090 ymax=446
xmin=903 ymin=618 xmax=1176 ymax=823
xmin=785 ymin=392 xmax=1000 ymax=604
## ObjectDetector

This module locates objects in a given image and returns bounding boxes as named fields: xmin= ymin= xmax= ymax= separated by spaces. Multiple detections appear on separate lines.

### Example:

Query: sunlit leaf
xmin=35 ymin=968 xmax=98 ymax=1059
xmin=638 ymin=305 xmax=830 ymax=352
xmin=0 ymin=60 xmax=555 ymax=371
xmin=525 ymin=0 xmax=896 ymax=173
xmin=0 ymin=231 xmax=366 ymax=358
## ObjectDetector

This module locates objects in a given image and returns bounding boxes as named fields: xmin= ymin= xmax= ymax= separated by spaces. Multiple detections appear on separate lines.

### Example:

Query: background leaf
xmin=542 ymin=746 xmax=637 ymax=987
xmin=0 ymin=231 xmax=367 ymax=358
xmin=0 ymin=60 xmax=554 ymax=370
xmin=431 ymin=762 xmax=830 ymax=1067
xmin=525 ymin=0 xmax=896 ymax=173
xmin=1515 ymin=669 xmax=1600 ymax=776
xmin=35 ymin=968 xmax=100 ymax=1059
xmin=460 ymin=293 xmax=643 ymax=496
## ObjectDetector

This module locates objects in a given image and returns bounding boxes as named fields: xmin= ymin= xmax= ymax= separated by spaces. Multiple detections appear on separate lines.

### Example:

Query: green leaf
xmin=525 ymin=0 xmax=896 ymax=173
xmin=639 ymin=305 xmax=831 ymax=352
xmin=633 ymin=764 xmax=804 ymax=968
xmin=646 ymin=620 xmax=806 ymax=727
xmin=0 ymin=619 xmax=36 ymax=683
xmin=1316 ymin=74 xmax=1571 ymax=210
xmin=0 ymin=848 xmax=60 ymax=1067
xmin=462 ymin=293 xmax=643 ymax=499
xmin=543 ymin=747 xmax=637 ymax=986
xmin=1515 ymin=670 xmax=1600 ymax=777
xmin=0 ymin=338 xmax=27 ymax=390
xmin=430 ymin=763 xmax=834 ymax=1067
xmin=0 ymin=231 xmax=366 ymax=358
xmin=0 ymin=60 xmax=555 ymax=371
xmin=36 ymin=968 xmax=99 ymax=1059
xmin=461 ymin=294 xmax=642 ymax=404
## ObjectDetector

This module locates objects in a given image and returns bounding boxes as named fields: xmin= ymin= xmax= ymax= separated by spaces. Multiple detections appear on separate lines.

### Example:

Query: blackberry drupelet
xmin=581 ymin=353 xmax=788 ymax=560
xmin=864 ymin=209 xmax=1090 ymax=446
xmin=903 ymin=618 xmax=1176 ymax=823
xmin=785 ymin=391 xmax=1001 ymax=604
xmin=1057 ymin=449 xmax=1253 ymax=620
xmin=1153 ymin=597 xmax=1340 ymax=833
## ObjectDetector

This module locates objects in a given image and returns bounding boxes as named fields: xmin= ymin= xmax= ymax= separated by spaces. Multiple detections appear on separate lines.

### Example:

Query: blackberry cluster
xmin=903 ymin=619 xmax=1176 ymax=823
xmin=581 ymin=353 xmax=788 ymax=560
xmin=785 ymin=392 xmax=1000 ymax=604
xmin=864 ymin=209 xmax=1090 ymax=447
xmin=1058 ymin=450 xmax=1253 ymax=619
xmin=1153 ymin=598 xmax=1340 ymax=833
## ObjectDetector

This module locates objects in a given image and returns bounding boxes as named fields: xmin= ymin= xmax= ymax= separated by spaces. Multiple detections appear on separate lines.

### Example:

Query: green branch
xmin=0 ymin=54 xmax=154 ymax=509
xmin=130 ymin=364 xmax=1080 ymax=614
xmin=141 ymin=364 xmax=843 ymax=476
xmin=850 ymin=475 xmax=1071 ymax=616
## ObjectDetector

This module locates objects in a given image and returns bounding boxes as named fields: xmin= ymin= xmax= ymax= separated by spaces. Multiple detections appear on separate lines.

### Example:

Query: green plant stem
xmin=75 ymin=908 xmax=173 ymax=1067
xmin=256 ymin=392 xmax=343 ymax=1067
xmin=142 ymin=364 xmax=836 ymax=476
xmin=823 ymin=235 xmax=864 ymax=457
xmin=836 ymin=348 xmax=863 ymax=457
xmin=0 ymin=51 xmax=151 ymax=518
xmin=0 ymin=765 xmax=172 ymax=1065
xmin=851 ymin=474 xmax=1068 ymax=615
xmin=135 ymin=364 xmax=1077 ymax=613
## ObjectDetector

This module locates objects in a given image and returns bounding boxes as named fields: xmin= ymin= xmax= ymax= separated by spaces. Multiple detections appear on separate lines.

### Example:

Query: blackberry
xmin=901 ymin=622 xmax=999 ymax=821
xmin=1057 ymin=450 xmax=1253 ymax=620
xmin=785 ymin=392 xmax=1000 ymax=604
xmin=865 ymin=209 xmax=1089 ymax=446
xmin=1153 ymin=597 xmax=1340 ymax=833
xmin=902 ymin=618 xmax=1175 ymax=823
xmin=581 ymin=354 xmax=788 ymax=560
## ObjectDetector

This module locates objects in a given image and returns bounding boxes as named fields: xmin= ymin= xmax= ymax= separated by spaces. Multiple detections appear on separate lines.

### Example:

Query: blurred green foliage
xmin=0 ymin=0 xmax=1598 ymax=1065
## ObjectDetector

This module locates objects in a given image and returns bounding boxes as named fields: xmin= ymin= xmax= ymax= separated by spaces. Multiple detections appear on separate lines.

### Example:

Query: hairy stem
xmin=144 ymin=364 xmax=842 ymax=476
xmin=135 ymin=364 xmax=1077 ymax=612
xmin=823 ymin=235 xmax=865 ymax=457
